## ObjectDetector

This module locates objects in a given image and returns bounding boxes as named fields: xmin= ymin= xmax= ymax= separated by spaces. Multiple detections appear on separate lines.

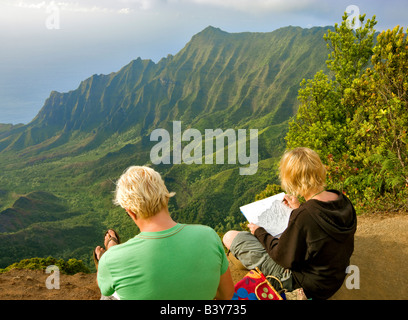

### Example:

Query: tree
xmin=286 ymin=11 xmax=408 ymax=211
xmin=285 ymin=71 xmax=344 ymax=158
xmin=286 ymin=13 xmax=377 ymax=161
xmin=325 ymin=13 xmax=377 ymax=97
xmin=345 ymin=26 xmax=408 ymax=204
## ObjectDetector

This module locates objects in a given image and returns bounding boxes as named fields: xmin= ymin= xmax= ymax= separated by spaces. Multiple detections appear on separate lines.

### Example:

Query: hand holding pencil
xmin=282 ymin=194 xmax=300 ymax=209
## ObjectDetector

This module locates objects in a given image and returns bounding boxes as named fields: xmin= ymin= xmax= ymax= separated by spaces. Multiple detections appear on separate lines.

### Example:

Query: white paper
xmin=240 ymin=192 xmax=293 ymax=237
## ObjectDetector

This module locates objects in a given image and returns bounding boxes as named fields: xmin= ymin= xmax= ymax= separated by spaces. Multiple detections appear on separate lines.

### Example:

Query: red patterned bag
xmin=232 ymin=268 xmax=284 ymax=300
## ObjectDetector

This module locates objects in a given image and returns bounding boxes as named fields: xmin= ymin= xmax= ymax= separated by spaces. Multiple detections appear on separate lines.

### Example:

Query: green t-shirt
xmin=97 ymin=223 xmax=229 ymax=300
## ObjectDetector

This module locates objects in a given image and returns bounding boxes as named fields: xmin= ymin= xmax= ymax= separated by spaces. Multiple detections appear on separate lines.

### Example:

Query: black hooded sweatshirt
xmin=254 ymin=190 xmax=357 ymax=300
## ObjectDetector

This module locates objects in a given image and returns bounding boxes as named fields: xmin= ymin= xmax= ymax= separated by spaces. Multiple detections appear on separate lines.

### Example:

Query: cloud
xmin=117 ymin=7 xmax=131 ymax=14
xmin=56 ymin=2 xmax=111 ymax=13
xmin=12 ymin=0 xmax=320 ymax=15
xmin=9 ymin=0 xmax=325 ymax=17
xmin=16 ymin=1 xmax=47 ymax=9
xmin=11 ymin=0 xmax=134 ymax=14
xmin=186 ymin=0 xmax=320 ymax=14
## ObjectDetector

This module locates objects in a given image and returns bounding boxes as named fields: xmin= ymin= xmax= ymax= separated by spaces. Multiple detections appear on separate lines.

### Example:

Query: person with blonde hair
xmin=223 ymin=147 xmax=357 ymax=300
xmin=94 ymin=166 xmax=234 ymax=300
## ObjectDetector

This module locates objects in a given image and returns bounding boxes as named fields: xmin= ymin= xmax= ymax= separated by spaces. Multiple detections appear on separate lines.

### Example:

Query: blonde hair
xmin=279 ymin=147 xmax=326 ymax=197
xmin=114 ymin=166 xmax=175 ymax=219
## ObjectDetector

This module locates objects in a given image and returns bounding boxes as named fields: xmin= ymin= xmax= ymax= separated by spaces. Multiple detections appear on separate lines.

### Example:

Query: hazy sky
xmin=1 ymin=0 xmax=407 ymax=124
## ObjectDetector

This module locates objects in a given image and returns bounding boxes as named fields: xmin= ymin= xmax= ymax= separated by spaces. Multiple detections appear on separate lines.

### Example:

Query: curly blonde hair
xmin=114 ymin=166 xmax=175 ymax=219
xmin=279 ymin=147 xmax=326 ymax=198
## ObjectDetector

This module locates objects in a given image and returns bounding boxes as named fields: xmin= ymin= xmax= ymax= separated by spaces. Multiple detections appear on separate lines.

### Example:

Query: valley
xmin=0 ymin=26 xmax=330 ymax=270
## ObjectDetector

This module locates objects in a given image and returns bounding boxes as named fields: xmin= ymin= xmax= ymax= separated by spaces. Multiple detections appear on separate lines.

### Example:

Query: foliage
xmin=254 ymin=184 xmax=283 ymax=201
xmin=286 ymin=70 xmax=344 ymax=158
xmin=286 ymin=12 xmax=408 ymax=212
xmin=286 ymin=13 xmax=377 ymax=158
xmin=0 ymin=257 xmax=90 ymax=275
xmin=324 ymin=13 xmax=377 ymax=93
xmin=344 ymin=26 xmax=408 ymax=211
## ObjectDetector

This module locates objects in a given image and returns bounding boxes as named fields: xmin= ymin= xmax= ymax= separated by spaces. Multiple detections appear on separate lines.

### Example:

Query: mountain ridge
xmin=0 ymin=25 xmax=330 ymax=154
xmin=0 ymin=25 xmax=331 ymax=269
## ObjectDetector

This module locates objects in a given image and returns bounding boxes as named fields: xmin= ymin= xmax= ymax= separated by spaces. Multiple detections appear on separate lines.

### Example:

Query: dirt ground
xmin=0 ymin=213 xmax=407 ymax=300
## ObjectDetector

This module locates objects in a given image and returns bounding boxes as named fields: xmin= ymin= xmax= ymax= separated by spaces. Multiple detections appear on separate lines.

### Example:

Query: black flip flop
xmin=93 ymin=229 xmax=121 ymax=269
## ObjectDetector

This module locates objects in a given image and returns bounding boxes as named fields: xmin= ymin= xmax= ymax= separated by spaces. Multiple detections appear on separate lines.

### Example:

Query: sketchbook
xmin=240 ymin=192 xmax=293 ymax=238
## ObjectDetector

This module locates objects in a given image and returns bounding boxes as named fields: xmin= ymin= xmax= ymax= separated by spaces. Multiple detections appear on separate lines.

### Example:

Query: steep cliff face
xmin=0 ymin=26 xmax=329 ymax=154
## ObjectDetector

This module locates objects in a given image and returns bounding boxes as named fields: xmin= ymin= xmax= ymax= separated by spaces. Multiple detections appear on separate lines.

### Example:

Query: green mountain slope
xmin=0 ymin=26 xmax=330 ymax=269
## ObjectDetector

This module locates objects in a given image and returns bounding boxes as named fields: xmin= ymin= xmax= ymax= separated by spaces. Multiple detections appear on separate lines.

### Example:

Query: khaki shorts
xmin=229 ymin=231 xmax=294 ymax=291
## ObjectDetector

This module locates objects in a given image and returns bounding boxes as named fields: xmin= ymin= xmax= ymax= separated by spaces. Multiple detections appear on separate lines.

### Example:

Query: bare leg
xmin=222 ymin=230 xmax=240 ymax=250
xmin=94 ymin=246 xmax=105 ymax=260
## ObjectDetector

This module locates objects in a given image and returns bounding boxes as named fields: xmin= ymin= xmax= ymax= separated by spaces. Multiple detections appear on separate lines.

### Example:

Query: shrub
xmin=0 ymin=256 xmax=91 ymax=275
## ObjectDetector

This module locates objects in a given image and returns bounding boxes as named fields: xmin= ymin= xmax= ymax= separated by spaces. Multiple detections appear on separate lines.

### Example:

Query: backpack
xmin=232 ymin=267 xmax=308 ymax=300
xmin=232 ymin=268 xmax=284 ymax=300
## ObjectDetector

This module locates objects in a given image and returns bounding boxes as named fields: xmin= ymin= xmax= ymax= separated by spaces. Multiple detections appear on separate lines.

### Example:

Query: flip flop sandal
xmin=93 ymin=229 xmax=121 ymax=269
xmin=104 ymin=229 xmax=121 ymax=248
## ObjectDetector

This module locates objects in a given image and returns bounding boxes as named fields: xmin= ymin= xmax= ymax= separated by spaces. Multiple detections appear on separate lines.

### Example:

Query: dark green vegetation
xmin=0 ymin=26 xmax=330 ymax=270
xmin=287 ymin=14 xmax=408 ymax=213
xmin=0 ymin=257 xmax=90 ymax=275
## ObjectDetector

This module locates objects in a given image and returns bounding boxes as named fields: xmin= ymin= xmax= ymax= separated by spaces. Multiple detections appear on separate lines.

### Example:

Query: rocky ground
xmin=0 ymin=212 xmax=407 ymax=300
